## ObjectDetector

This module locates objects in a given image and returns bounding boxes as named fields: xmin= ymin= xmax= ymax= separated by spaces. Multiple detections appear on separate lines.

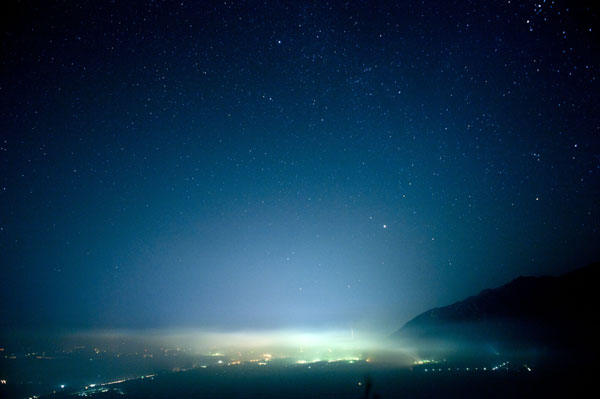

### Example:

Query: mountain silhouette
xmin=392 ymin=263 xmax=599 ymax=365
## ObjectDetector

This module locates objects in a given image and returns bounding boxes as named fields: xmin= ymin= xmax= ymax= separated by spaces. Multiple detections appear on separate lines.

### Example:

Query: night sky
xmin=1 ymin=0 xmax=598 ymax=333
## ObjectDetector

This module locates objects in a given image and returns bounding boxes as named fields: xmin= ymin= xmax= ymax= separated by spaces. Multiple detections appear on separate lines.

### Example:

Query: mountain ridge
xmin=392 ymin=263 xmax=599 ymax=358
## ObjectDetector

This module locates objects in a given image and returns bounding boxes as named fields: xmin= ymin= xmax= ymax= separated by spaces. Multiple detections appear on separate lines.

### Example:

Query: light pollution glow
xmin=66 ymin=328 xmax=418 ymax=365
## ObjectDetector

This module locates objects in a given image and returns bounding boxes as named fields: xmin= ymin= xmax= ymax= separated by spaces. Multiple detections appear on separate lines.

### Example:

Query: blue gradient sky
xmin=1 ymin=0 xmax=598 ymax=333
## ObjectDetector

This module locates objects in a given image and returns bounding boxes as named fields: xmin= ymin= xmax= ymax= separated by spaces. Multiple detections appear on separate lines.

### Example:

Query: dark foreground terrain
xmin=15 ymin=361 xmax=591 ymax=399
xmin=3 ymin=265 xmax=598 ymax=398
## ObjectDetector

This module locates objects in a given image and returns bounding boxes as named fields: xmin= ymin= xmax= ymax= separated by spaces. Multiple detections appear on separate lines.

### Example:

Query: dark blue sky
xmin=1 ymin=0 xmax=598 ymax=332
